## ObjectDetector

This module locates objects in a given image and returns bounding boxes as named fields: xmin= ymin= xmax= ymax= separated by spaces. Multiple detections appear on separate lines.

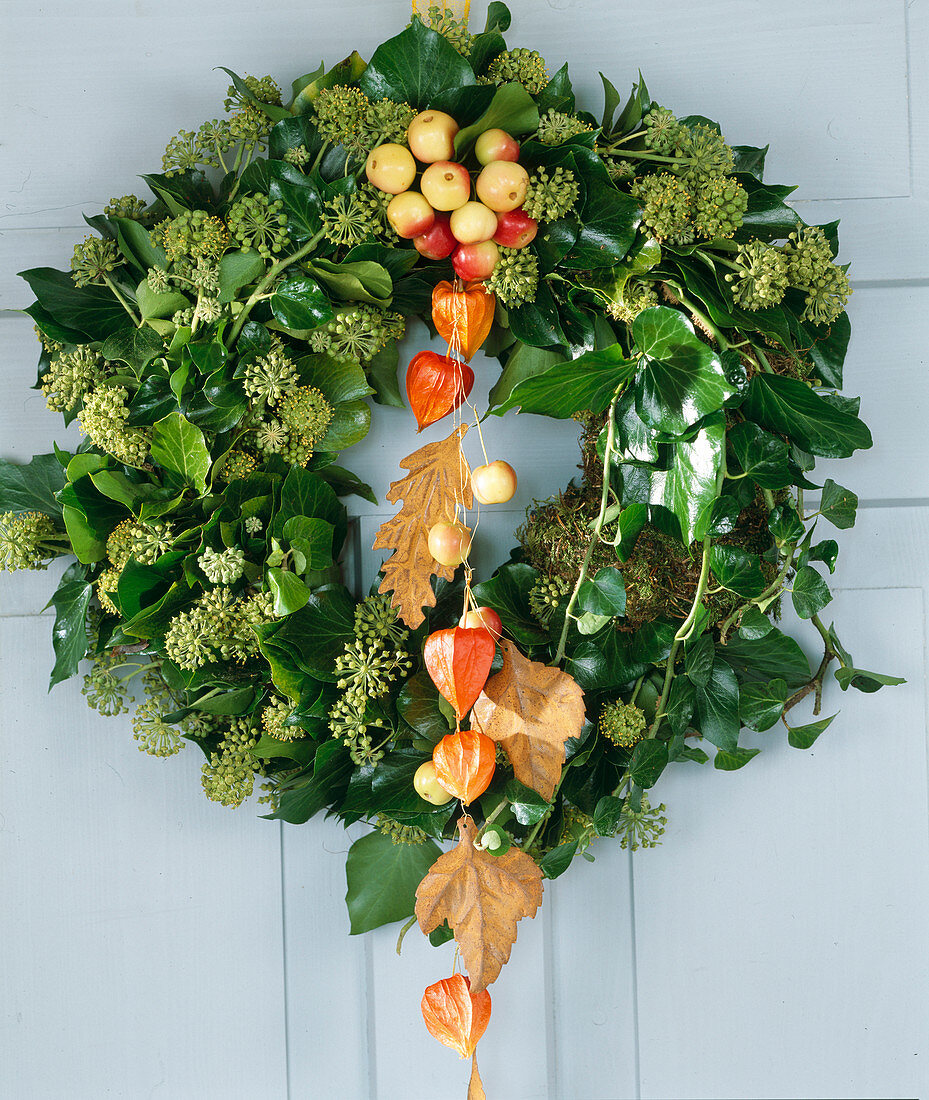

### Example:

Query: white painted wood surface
xmin=2 ymin=2 xmax=927 ymax=1097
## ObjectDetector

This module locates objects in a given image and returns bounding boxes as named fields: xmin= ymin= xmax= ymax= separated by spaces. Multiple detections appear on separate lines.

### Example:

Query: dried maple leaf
xmin=373 ymin=424 xmax=472 ymax=628
xmin=471 ymin=639 xmax=586 ymax=801
xmin=415 ymin=815 xmax=543 ymax=992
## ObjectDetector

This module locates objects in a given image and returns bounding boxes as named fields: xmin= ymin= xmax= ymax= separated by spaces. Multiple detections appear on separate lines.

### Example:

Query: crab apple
xmin=475 ymin=160 xmax=530 ymax=213
xmin=414 ymin=212 xmax=457 ymax=260
xmin=449 ymin=201 xmax=498 ymax=245
xmin=428 ymin=520 xmax=472 ymax=567
xmin=407 ymin=109 xmax=459 ymax=163
xmin=471 ymin=460 xmax=517 ymax=504
xmin=475 ymin=128 xmax=520 ymax=166
xmin=387 ymin=191 xmax=435 ymax=239
xmin=459 ymin=606 xmax=503 ymax=640
xmin=414 ymin=760 xmax=454 ymax=805
xmin=364 ymin=143 xmax=417 ymax=194
xmin=452 ymin=240 xmax=500 ymax=281
xmin=420 ymin=161 xmax=471 ymax=211
xmin=494 ymin=208 xmax=538 ymax=249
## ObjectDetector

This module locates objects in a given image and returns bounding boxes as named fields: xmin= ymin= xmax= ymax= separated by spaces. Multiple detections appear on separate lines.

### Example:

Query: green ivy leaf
xmin=270 ymin=276 xmax=333 ymax=332
xmin=455 ymin=82 xmax=539 ymax=153
xmin=539 ymin=841 xmax=578 ymax=880
xmin=592 ymin=794 xmax=624 ymax=836
xmin=728 ymin=421 xmax=793 ymax=489
xmin=737 ymin=606 xmax=774 ymax=640
xmin=100 ymin=327 xmax=165 ymax=373
xmin=488 ymin=343 xmax=564 ymax=410
xmin=20 ymin=267 xmax=132 ymax=342
xmin=791 ymin=565 xmax=832 ymax=620
xmin=718 ymin=627 xmax=811 ymax=688
xmin=739 ymin=678 xmax=788 ymax=731
xmin=345 ymin=829 xmax=442 ymax=934
xmin=833 ymin=667 xmax=906 ymax=693
xmin=359 ymin=17 xmax=476 ymax=107
xmin=505 ymin=779 xmax=552 ymax=825
xmin=562 ymin=182 xmax=641 ymax=269
xmin=818 ymin=479 xmax=858 ymax=529
xmin=472 ymin=562 xmax=548 ymax=646
xmin=267 ymin=568 xmax=312 ymax=615
xmin=632 ymin=307 xmax=735 ymax=435
xmin=713 ymin=746 xmax=761 ymax=771
xmin=650 ymin=412 xmax=725 ymax=543
xmin=708 ymin=544 xmax=767 ymax=598
xmin=150 ymin=412 xmax=211 ymax=494
xmin=629 ymin=739 xmax=668 ymax=788
xmin=0 ymin=454 xmax=66 ymax=519
xmin=44 ymin=563 xmax=93 ymax=689
xmin=218 ymin=249 xmax=265 ymax=304
xmin=264 ymin=741 xmax=354 ymax=823
xmin=694 ymin=661 xmax=740 ymax=750
xmin=309 ymin=258 xmax=393 ymax=306
xmin=492 ymin=343 xmax=636 ymax=418
xmin=769 ymin=503 xmax=805 ymax=546
xmin=787 ymin=712 xmax=837 ymax=749
xmin=397 ymin=669 xmax=453 ymax=744
xmin=577 ymin=566 xmax=627 ymax=617
xmin=743 ymin=374 xmax=871 ymax=458
xmin=685 ymin=633 xmax=715 ymax=688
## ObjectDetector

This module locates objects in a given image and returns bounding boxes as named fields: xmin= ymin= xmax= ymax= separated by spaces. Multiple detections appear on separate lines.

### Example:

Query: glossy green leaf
xmin=577 ymin=566 xmax=626 ymax=617
xmin=834 ymin=666 xmax=906 ymax=693
xmin=685 ymin=633 xmax=715 ymax=688
xmin=20 ymin=267 xmax=132 ymax=342
xmin=708 ymin=544 xmax=767 ymax=598
xmin=562 ymin=183 xmax=641 ymax=269
xmin=539 ymin=841 xmax=577 ymax=880
xmin=309 ymin=258 xmax=392 ymax=306
xmin=718 ymin=628 xmax=811 ymax=688
xmin=359 ymin=17 xmax=476 ymax=107
xmin=739 ymin=678 xmax=788 ymax=731
xmin=218 ymin=249 xmax=265 ymax=304
xmin=270 ymin=277 xmax=332 ymax=332
xmin=650 ymin=412 xmax=725 ymax=543
xmin=818 ymin=479 xmax=858 ymax=529
xmin=264 ymin=741 xmax=354 ymax=823
xmin=345 ymin=829 xmax=442 ymax=934
xmin=397 ymin=670 xmax=453 ymax=744
xmin=728 ymin=421 xmax=793 ymax=489
xmin=737 ymin=606 xmax=774 ymax=640
xmin=136 ymin=279 xmax=189 ymax=320
xmin=505 ymin=779 xmax=552 ymax=825
xmin=629 ymin=738 xmax=668 ymax=788
xmin=743 ymin=374 xmax=871 ymax=458
xmin=44 ymin=563 xmax=93 ymax=689
xmin=267 ymin=568 xmax=311 ymax=615
xmin=694 ymin=661 xmax=740 ymax=751
xmin=769 ymin=503 xmax=804 ymax=546
xmin=493 ymin=343 xmax=636 ymax=418
xmin=471 ymin=562 xmax=548 ymax=646
xmin=150 ymin=412 xmax=211 ymax=494
xmin=592 ymin=794 xmax=624 ymax=836
xmin=455 ymin=82 xmax=539 ymax=152
xmin=0 ymin=454 xmax=66 ymax=519
xmin=791 ymin=565 xmax=832 ymax=620
xmin=713 ymin=746 xmax=761 ymax=771
xmin=100 ymin=327 xmax=164 ymax=373
xmin=488 ymin=344 xmax=564 ymax=409
xmin=787 ymin=712 xmax=836 ymax=749
xmin=113 ymin=217 xmax=166 ymax=271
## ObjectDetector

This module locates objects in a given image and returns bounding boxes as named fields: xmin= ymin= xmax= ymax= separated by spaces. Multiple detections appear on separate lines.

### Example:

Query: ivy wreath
xmin=0 ymin=3 xmax=903 ymax=1089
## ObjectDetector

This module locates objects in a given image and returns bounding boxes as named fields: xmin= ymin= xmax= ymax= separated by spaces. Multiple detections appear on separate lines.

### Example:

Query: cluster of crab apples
xmin=427 ymin=459 xmax=518 ymax=573
xmin=365 ymin=109 xmax=538 ymax=280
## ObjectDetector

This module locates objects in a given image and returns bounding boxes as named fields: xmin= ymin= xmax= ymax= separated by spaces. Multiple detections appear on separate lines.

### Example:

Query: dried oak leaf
xmin=471 ymin=639 xmax=586 ymax=801
xmin=415 ymin=815 xmax=543 ymax=992
xmin=373 ymin=424 xmax=472 ymax=629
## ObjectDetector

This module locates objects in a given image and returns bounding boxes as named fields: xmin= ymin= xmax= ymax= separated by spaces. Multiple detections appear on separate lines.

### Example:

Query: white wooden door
xmin=2 ymin=2 xmax=927 ymax=1097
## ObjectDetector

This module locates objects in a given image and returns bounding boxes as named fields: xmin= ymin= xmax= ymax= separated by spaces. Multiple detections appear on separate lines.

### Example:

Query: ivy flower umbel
xmin=604 ymin=278 xmax=659 ymax=325
xmin=376 ymin=814 xmax=429 ymax=845
xmin=600 ymin=700 xmax=647 ymax=748
xmin=615 ymin=794 xmax=667 ymax=851
xmin=691 ymin=175 xmax=747 ymax=239
xmin=226 ymin=194 xmax=290 ymax=258
xmin=78 ymin=386 xmax=149 ymax=467
xmin=201 ymin=716 xmax=264 ymax=807
xmin=321 ymin=192 xmax=383 ymax=247
xmin=106 ymin=519 xmax=174 ymax=569
xmin=132 ymin=699 xmax=183 ymax=757
xmin=522 ymin=167 xmax=580 ymax=223
xmin=726 ymin=240 xmax=789 ymax=311
xmin=424 ymin=4 xmax=474 ymax=57
xmin=82 ymin=648 xmax=132 ymax=717
xmin=104 ymin=194 xmax=147 ymax=220
xmin=528 ymin=576 xmax=570 ymax=623
xmin=312 ymin=85 xmax=370 ymax=152
xmin=95 ymin=566 xmax=122 ymax=615
xmin=0 ymin=511 xmax=62 ymax=572
xmin=486 ymin=48 xmax=549 ymax=95
xmin=242 ymin=345 xmax=299 ymax=405
xmin=276 ymin=385 xmax=334 ymax=447
xmin=536 ymin=109 xmax=593 ymax=147
xmin=163 ymin=587 xmax=276 ymax=670
xmin=261 ymin=696 xmax=304 ymax=743
xmin=630 ymin=173 xmax=694 ymax=244
xmin=70 ymin=237 xmax=119 ymax=288
xmin=311 ymin=306 xmax=405 ymax=362
xmin=485 ymin=247 xmax=539 ymax=307
xmin=41 ymin=345 xmax=104 ymax=413
xmin=643 ymin=106 xmax=687 ymax=155
xmin=156 ymin=210 xmax=229 ymax=263
xmin=674 ymin=123 xmax=735 ymax=183
xmin=198 ymin=546 xmax=247 ymax=585
xmin=783 ymin=226 xmax=852 ymax=326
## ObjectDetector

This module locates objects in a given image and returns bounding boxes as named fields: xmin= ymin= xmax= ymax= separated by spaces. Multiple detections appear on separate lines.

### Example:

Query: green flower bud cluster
xmin=283 ymin=144 xmax=311 ymax=168
xmin=615 ymin=793 xmax=667 ymax=850
xmin=243 ymin=346 xmax=299 ymax=405
xmin=353 ymin=593 xmax=409 ymax=649
xmin=34 ymin=326 xmax=64 ymax=355
xmin=201 ymin=716 xmax=263 ymax=807
xmin=173 ymin=308 xmax=195 ymax=328
xmin=226 ymin=194 xmax=290 ymax=259
xmin=106 ymin=519 xmax=174 ymax=569
xmin=424 ymin=5 xmax=474 ymax=57
xmin=310 ymin=306 xmax=405 ymax=363
xmin=528 ymin=575 xmax=570 ymax=623
xmin=199 ymin=546 xmax=247 ymax=585
xmin=643 ymin=106 xmax=688 ymax=155
xmin=607 ymin=159 xmax=635 ymax=181
xmin=726 ymin=240 xmax=790 ymax=311
xmin=77 ymin=386 xmax=149 ymax=467
xmin=244 ymin=515 xmax=263 ymax=534
xmin=277 ymin=385 xmax=333 ymax=448
xmin=329 ymin=598 xmax=413 ymax=766
xmin=312 ymin=85 xmax=416 ymax=158
xmin=132 ymin=698 xmax=183 ymax=757
xmin=560 ymin=805 xmax=595 ymax=855
xmin=261 ymin=696 xmax=304 ymax=743
xmin=223 ymin=75 xmax=282 ymax=146
xmin=600 ymin=700 xmax=647 ymax=748
xmin=673 ymin=123 xmax=734 ymax=183
xmin=691 ymin=175 xmax=748 ymax=240
xmin=146 ymin=266 xmax=171 ymax=294
xmin=81 ymin=648 xmax=132 ymax=717
xmin=0 ymin=511 xmax=61 ymax=573
xmin=321 ymin=192 xmax=384 ymax=248
xmin=70 ymin=236 xmax=119 ymax=288
xmin=218 ymin=449 xmax=259 ymax=482
xmin=522 ymin=167 xmax=580 ymax=223
xmin=164 ymin=587 xmax=276 ymax=670
xmin=156 ymin=210 xmax=229 ymax=264
xmin=163 ymin=129 xmax=213 ymax=176
xmin=224 ymin=74 xmax=282 ymax=111
xmin=105 ymin=194 xmax=146 ymax=220
xmin=41 ymin=345 xmax=104 ymax=413
xmin=485 ymin=246 xmax=539 ymax=307
xmin=782 ymin=227 xmax=851 ymax=326
xmin=604 ymin=278 xmax=659 ymax=325
xmin=193 ymin=296 xmax=223 ymax=327
xmin=95 ymin=566 xmax=122 ymax=615
xmin=376 ymin=814 xmax=429 ymax=846
xmin=630 ymin=173 xmax=694 ymax=244
xmin=486 ymin=48 xmax=549 ymax=95
xmin=536 ymin=109 xmax=593 ymax=147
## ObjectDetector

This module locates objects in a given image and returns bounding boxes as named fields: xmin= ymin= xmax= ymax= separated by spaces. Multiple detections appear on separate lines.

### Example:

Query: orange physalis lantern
xmin=406 ymin=351 xmax=475 ymax=432
xmin=423 ymin=626 xmax=495 ymax=719
xmin=421 ymin=973 xmax=491 ymax=1059
xmin=432 ymin=280 xmax=495 ymax=361
xmin=432 ymin=728 xmax=496 ymax=804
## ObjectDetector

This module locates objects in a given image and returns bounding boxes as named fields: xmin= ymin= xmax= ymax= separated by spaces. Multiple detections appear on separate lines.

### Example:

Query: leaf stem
xmin=553 ymin=386 xmax=622 ymax=664
xmin=395 ymin=914 xmax=417 ymax=955
xmin=103 ymin=276 xmax=141 ymax=326
xmin=226 ymin=230 xmax=325 ymax=346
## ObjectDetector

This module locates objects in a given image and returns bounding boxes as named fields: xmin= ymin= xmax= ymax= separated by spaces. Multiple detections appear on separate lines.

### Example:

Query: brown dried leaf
xmin=373 ymin=424 xmax=472 ymax=628
xmin=415 ymin=816 xmax=543 ymax=992
xmin=471 ymin=639 xmax=586 ymax=801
